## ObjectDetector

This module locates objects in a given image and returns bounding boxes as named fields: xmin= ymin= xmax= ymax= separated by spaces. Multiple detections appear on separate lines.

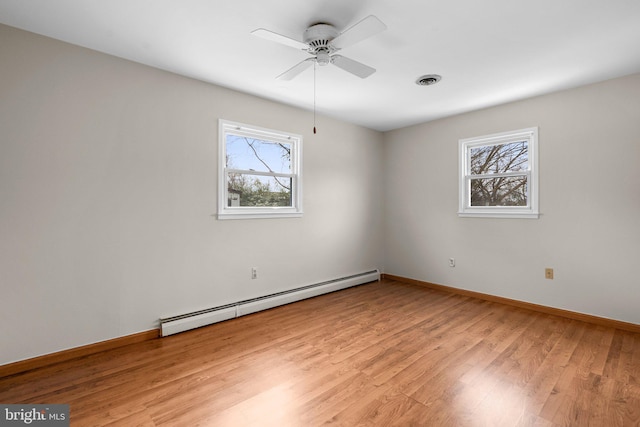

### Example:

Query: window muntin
xmin=218 ymin=120 xmax=302 ymax=219
xmin=459 ymin=128 xmax=538 ymax=218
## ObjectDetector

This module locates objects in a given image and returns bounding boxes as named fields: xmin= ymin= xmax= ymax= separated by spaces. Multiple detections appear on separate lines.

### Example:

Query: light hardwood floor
xmin=1 ymin=278 xmax=639 ymax=426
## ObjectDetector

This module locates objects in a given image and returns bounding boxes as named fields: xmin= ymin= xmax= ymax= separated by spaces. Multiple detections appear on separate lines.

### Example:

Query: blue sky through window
xmin=226 ymin=135 xmax=291 ymax=174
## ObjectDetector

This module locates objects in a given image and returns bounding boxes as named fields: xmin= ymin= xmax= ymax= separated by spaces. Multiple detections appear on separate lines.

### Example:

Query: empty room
xmin=1 ymin=1 xmax=639 ymax=425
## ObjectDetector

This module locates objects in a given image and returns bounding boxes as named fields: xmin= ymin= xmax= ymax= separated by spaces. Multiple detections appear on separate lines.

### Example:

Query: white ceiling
xmin=2 ymin=0 xmax=640 ymax=131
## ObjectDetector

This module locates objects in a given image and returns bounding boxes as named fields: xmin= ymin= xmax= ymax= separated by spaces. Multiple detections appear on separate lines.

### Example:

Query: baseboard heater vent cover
xmin=159 ymin=270 xmax=379 ymax=337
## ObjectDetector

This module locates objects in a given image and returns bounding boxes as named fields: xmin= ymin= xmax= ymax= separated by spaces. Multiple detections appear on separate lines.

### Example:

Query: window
xmin=458 ymin=127 xmax=538 ymax=218
xmin=218 ymin=119 xmax=302 ymax=219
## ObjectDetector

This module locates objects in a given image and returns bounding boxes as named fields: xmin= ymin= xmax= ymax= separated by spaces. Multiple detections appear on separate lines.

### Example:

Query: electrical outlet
xmin=449 ymin=258 xmax=455 ymax=267
xmin=251 ymin=268 xmax=257 ymax=279
xmin=545 ymin=268 xmax=554 ymax=280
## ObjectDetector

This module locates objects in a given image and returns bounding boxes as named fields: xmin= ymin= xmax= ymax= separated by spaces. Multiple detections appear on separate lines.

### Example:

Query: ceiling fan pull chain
xmin=313 ymin=61 xmax=317 ymax=134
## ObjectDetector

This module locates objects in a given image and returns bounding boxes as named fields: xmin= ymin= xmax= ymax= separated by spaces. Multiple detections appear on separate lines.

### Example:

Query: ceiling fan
xmin=251 ymin=15 xmax=387 ymax=80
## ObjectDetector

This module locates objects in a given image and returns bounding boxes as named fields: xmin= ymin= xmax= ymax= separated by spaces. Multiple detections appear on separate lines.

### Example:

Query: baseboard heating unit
xmin=159 ymin=270 xmax=380 ymax=337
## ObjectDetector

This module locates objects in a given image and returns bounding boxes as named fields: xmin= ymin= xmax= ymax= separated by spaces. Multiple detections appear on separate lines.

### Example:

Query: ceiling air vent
xmin=416 ymin=74 xmax=442 ymax=86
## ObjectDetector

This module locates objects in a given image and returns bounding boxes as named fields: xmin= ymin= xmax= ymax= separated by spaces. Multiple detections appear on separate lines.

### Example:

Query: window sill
xmin=217 ymin=210 xmax=303 ymax=220
xmin=458 ymin=210 xmax=539 ymax=219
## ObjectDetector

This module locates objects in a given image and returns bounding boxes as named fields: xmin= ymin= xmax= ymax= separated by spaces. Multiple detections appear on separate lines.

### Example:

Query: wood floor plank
xmin=2 ymin=279 xmax=639 ymax=426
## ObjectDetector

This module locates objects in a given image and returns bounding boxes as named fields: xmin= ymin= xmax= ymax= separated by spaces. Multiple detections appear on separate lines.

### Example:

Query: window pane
xmin=470 ymin=141 xmax=528 ymax=175
xmin=227 ymin=173 xmax=292 ymax=207
xmin=226 ymin=135 xmax=291 ymax=174
xmin=470 ymin=176 xmax=528 ymax=206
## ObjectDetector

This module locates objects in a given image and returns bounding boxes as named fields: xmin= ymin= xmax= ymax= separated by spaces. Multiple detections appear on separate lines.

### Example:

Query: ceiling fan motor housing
xmin=303 ymin=23 xmax=339 ymax=60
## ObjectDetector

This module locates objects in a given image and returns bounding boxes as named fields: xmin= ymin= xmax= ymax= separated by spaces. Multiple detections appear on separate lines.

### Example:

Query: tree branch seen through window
xmin=470 ymin=141 xmax=528 ymax=206
xmin=458 ymin=127 xmax=538 ymax=218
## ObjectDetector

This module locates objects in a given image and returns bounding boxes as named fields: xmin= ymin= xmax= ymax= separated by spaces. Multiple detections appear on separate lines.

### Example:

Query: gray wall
xmin=2 ymin=21 xmax=639 ymax=366
xmin=0 ymin=24 xmax=384 ymax=365
xmin=383 ymin=73 xmax=640 ymax=325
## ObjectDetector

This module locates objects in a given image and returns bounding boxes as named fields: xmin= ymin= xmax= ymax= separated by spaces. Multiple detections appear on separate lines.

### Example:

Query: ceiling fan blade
xmin=251 ymin=28 xmax=309 ymax=51
xmin=277 ymin=58 xmax=315 ymax=80
xmin=331 ymin=15 xmax=386 ymax=49
xmin=331 ymin=55 xmax=376 ymax=78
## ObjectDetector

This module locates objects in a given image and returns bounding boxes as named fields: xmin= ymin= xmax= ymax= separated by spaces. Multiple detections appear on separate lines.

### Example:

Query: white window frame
xmin=458 ymin=127 xmax=539 ymax=219
xmin=218 ymin=119 xmax=303 ymax=220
